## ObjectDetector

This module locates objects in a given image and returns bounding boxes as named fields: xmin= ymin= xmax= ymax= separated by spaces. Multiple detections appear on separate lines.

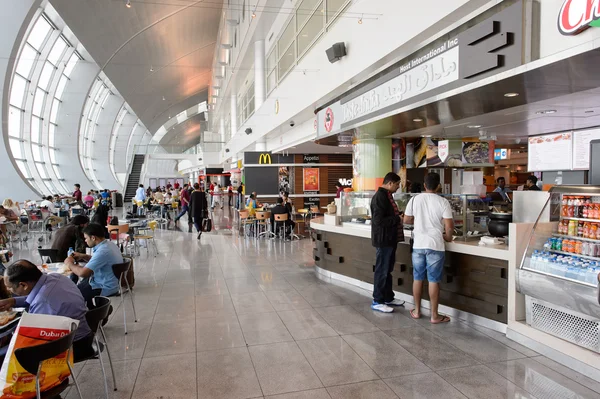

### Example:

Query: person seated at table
xmin=65 ymin=223 xmax=122 ymax=305
xmin=0 ymin=260 xmax=93 ymax=360
xmin=0 ymin=206 xmax=19 ymax=237
xmin=246 ymin=194 xmax=258 ymax=217
xmin=91 ymin=204 xmax=110 ymax=238
xmin=51 ymin=215 xmax=89 ymax=262
xmin=153 ymin=189 xmax=164 ymax=203
xmin=2 ymin=199 xmax=20 ymax=218
xmin=40 ymin=196 xmax=56 ymax=214
xmin=270 ymin=198 xmax=295 ymax=238
xmin=83 ymin=191 xmax=95 ymax=209
xmin=282 ymin=193 xmax=293 ymax=214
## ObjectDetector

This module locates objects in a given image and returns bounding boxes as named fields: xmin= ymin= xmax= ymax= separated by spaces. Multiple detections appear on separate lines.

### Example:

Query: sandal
xmin=409 ymin=309 xmax=421 ymax=319
xmin=430 ymin=315 xmax=451 ymax=324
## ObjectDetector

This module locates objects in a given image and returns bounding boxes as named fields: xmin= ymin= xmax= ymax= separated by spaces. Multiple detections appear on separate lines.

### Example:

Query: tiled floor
xmin=11 ymin=207 xmax=600 ymax=398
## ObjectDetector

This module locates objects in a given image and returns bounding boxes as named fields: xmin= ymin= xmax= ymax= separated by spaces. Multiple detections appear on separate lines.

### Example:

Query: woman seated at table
xmin=0 ymin=206 xmax=19 ymax=237
xmin=246 ymin=194 xmax=258 ymax=217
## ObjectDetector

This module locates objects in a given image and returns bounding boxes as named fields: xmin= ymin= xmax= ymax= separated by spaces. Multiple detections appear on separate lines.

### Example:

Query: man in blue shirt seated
xmin=0 ymin=260 xmax=94 ymax=360
xmin=65 ymin=223 xmax=122 ymax=305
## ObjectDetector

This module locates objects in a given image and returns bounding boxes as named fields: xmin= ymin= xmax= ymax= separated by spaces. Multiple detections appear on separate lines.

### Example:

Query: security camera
xmin=225 ymin=148 xmax=230 ymax=153
xmin=245 ymin=128 xmax=252 ymax=135
xmin=289 ymin=121 xmax=295 ymax=127
xmin=198 ymin=158 xmax=203 ymax=161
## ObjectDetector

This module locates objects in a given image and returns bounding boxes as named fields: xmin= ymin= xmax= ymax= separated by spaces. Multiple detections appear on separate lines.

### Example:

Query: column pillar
xmin=219 ymin=118 xmax=226 ymax=143
xmin=255 ymin=140 xmax=267 ymax=152
xmin=352 ymin=138 xmax=392 ymax=191
xmin=230 ymin=94 xmax=238 ymax=138
xmin=254 ymin=40 xmax=266 ymax=109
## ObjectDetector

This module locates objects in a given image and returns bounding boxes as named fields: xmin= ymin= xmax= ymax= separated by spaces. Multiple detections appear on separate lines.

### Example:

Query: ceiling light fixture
xmin=252 ymin=11 xmax=256 ymax=18
xmin=467 ymin=124 xmax=482 ymax=129
xmin=358 ymin=14 xmax=363 ymax=24
xmin=536 ymin=109 xmax=557 ymax=115
xmin=162 ymin=96 xmax=165 ymax=101
xmin=421 ymin=135 xmax=432 ymax=138
xmin=504 ymin=92 xmax=519 ymax=98
xmin=150 ymin=66 xmax=154 ymax=72
xmin=413 ymin=118 xmax=423 ymax=122
xmin=126 ymin=0 xmax=132 ymax=8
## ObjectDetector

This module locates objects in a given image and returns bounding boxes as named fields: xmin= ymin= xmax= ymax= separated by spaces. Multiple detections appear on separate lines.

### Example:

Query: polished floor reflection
xmin=11 ymin=208 xmax=600 ymax=398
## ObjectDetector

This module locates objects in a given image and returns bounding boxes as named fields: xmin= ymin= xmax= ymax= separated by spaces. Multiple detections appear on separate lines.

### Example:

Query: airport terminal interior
xmin=3 ymin=0 xmax=600 ymax=398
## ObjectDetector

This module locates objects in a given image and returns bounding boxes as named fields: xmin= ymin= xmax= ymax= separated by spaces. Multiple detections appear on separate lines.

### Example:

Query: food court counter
xmin=310 ymin=217 xmax=510 ymax=326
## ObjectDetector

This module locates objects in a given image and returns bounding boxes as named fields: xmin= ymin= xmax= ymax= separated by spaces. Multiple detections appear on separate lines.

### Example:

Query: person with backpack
xmin=189 ymin=183 xmax=208 ymax=239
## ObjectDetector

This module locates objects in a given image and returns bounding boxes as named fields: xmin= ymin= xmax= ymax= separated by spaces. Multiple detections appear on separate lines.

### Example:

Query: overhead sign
xmin=258 ymin=153 xmax=272 ymax=164
xmin=494 ymin=148 xmax=508 ymax=160
xmin=303 ymin=154 xmax=320 ymax=163
xmin=339 ymin=178 xmax=353 ymax=186
xmin=558 ymin=0 xmax=600 ymax=35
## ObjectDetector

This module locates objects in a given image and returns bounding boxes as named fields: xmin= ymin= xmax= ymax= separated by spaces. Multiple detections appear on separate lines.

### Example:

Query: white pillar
xmin=254 ymin=40 xmax=266 ymax=109
xmin=219 ymin=118 xmax=226 ymax=143
xmin=255 ymin=140 xmax=267 ymax=152
xmin=230 ymin=94 xmax=237 ymax=138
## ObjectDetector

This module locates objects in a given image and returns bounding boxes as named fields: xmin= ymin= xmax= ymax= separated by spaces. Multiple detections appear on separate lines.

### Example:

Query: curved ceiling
xmin=49 ymin=0 xmax=222 ymax=137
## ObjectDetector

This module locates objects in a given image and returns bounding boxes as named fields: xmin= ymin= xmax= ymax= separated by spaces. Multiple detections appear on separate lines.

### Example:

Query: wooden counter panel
xmin=314 ymin=230 xmax=508 ymax=323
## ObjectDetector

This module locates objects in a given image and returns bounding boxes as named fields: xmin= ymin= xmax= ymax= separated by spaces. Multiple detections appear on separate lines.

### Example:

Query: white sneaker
xmin=385 ymin=299 xmax=405 ymax=307
xmin=371 ymin=302 xmax=394 ymax=313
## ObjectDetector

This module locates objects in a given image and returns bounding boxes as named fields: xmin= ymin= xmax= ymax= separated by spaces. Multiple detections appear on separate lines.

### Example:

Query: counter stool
xmin=239 ymin=210 xmax=253 ymax=237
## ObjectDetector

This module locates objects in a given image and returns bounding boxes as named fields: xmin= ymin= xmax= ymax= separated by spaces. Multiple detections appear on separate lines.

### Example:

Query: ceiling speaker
xmin=326 ymin=42 xmax=347 ymax=64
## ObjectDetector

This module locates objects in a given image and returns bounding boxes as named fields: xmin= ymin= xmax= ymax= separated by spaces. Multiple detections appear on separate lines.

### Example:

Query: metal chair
xmin=79 ymin=296 xmax=118 ymax=398
xmin=107 ymin=224 xmax=130 ymax=252
xmin=110 ymin=258 xmax=138 ymax=334
xmin=239 ymin=210 xmax=253 ymax=237
xmin=14 ymin=323 xmax=83 ymax=399
xmin=134 ymin=220 xmax=158 ymax=256
xmin=255 ymin=211 xmax=274 ymax=239
xmin=38 ymin=248 xmax=60 ymax=263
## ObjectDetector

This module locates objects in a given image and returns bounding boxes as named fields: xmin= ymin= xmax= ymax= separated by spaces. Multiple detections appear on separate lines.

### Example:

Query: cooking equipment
xmin=488 ymin=212 xmax=512 ymax=237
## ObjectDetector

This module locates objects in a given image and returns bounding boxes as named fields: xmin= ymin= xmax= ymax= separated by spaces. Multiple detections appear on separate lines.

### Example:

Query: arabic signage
xmin=558 ymin=0 xmax=600 ymax=35
xmin=316 ymin=1 xmax=526 ymax=136
xmin=342 ymin=45 xmax=459 ymax=125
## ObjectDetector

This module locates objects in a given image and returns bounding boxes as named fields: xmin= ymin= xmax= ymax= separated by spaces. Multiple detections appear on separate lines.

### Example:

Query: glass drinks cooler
xmin=339 ymin=192 xmax=489 ymax=240
xmin=517 ymin=185 xmax=600 ymax=353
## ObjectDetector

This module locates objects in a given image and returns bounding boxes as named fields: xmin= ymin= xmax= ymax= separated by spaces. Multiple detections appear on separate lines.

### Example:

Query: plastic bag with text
xmin=0 ymin=313 xmax=78 ymax=399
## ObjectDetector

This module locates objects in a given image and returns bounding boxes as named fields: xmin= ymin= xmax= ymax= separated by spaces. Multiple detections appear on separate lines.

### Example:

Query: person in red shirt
xmin=73 ymin=184 xmax=82 ymax=202
xmin=174 ymin=184 xmax=193 ymax=233
xmin=174 ymin=181 xmax=180 ymax=190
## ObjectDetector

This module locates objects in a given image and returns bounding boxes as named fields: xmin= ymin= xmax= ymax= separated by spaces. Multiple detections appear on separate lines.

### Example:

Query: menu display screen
xmin=528 ymin=132 xmax=573 ymax=172
xmin=572 ymin=128 xmax=600 ymax=170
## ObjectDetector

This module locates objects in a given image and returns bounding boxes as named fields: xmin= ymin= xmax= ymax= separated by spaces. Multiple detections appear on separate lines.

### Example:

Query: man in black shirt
xmin=51 ymin=215 xmax=89 ymax=261
xmin=526 ymin=175 xmax=541 ymax=191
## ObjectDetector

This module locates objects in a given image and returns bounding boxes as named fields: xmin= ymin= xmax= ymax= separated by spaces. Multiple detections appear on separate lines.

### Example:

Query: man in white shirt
xmin=40 ymin=196 xmax=56 ymax=213
xmin=403 ymin=173 xmax=454 ymax=324
xmin=134 ymin=184 xmax=146 ymax=202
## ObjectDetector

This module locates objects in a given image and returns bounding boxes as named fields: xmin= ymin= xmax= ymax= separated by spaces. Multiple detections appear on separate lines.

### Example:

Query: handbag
xmin=202 ymin=218 xmax=213 ymax=232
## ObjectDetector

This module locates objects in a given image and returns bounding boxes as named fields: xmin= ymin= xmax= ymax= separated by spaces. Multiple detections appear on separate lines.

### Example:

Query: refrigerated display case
xmin=339 ymin=192 xmax=489 ymax=239
xmin=517 ymin=185 xmax=600 ymax=353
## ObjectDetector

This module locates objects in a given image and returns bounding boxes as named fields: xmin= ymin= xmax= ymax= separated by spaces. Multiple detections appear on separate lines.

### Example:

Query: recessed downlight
xmin=504 ymin=92 xmax=519 ymax=98
xmin=467 ymin=124 xmax=482 ymax=129
xmin=536 ymin=110 xmax=557 ymax=115
xmin=421 ymin=135 xmax=432 ymax=138
xmin=413 ymin=118 xmax=423 ymax=122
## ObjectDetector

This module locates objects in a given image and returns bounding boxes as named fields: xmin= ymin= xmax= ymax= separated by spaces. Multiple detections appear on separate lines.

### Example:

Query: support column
xmin=219 ymin=118 xmax=226 ymax=143
xmin=254 ymin=40 xmax=266 ymax=109
xmin=230 ymin=94 xmax=238 ymax=138
xmin=255 ymin=140 xmax=267 ymax=152
xmin=352 ymin=138 xmax=392 ymax=192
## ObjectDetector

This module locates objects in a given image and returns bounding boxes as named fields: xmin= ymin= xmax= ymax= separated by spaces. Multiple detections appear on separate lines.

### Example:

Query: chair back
xmin=147 ymin=220 xmax=158 ymax=231
xmin=255 ymin=211 xmax=269 ymax=221
xmin=85 ymin=296 xmax=111 ymax=334
xmin=274 ymin=213 xmax=289 ymax=222
xmin=135 ymin=200 xmax=143 ymax=207
xmin=112 ymin=258 xmax=132 ymax=280
xmin=310 ymin=206 xmax=319 ymax=214
xmin=14 ymin=323 xmax=77 ymax=375
xmin=239 ymin=210 xmax=249 ymax=220
xmin=38 ymin=248 xmax=60 ymax=263
xmin=107 ymin=224 xmax=129 ymax=238
xmin=171 ymin=202 xmax=178 ymax=209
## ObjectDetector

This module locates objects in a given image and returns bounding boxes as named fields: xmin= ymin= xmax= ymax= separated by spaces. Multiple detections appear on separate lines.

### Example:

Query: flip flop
xmin=410 ymin=309 xmax=421 ymax=319
xmin=431 ymin=315 xmax=451 ymax=324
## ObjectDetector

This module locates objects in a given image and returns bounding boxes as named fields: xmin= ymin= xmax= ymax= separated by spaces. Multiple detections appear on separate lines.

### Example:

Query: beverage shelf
xmin=561 ymin=216 xmax=600 ymax=223
xmin=552 ymin=234 xmax=600 ymax=243
xmin=548 ymin=249 xmax=600 ymax=262
xmin=521 ymin=266 xmax=597 ymax=288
